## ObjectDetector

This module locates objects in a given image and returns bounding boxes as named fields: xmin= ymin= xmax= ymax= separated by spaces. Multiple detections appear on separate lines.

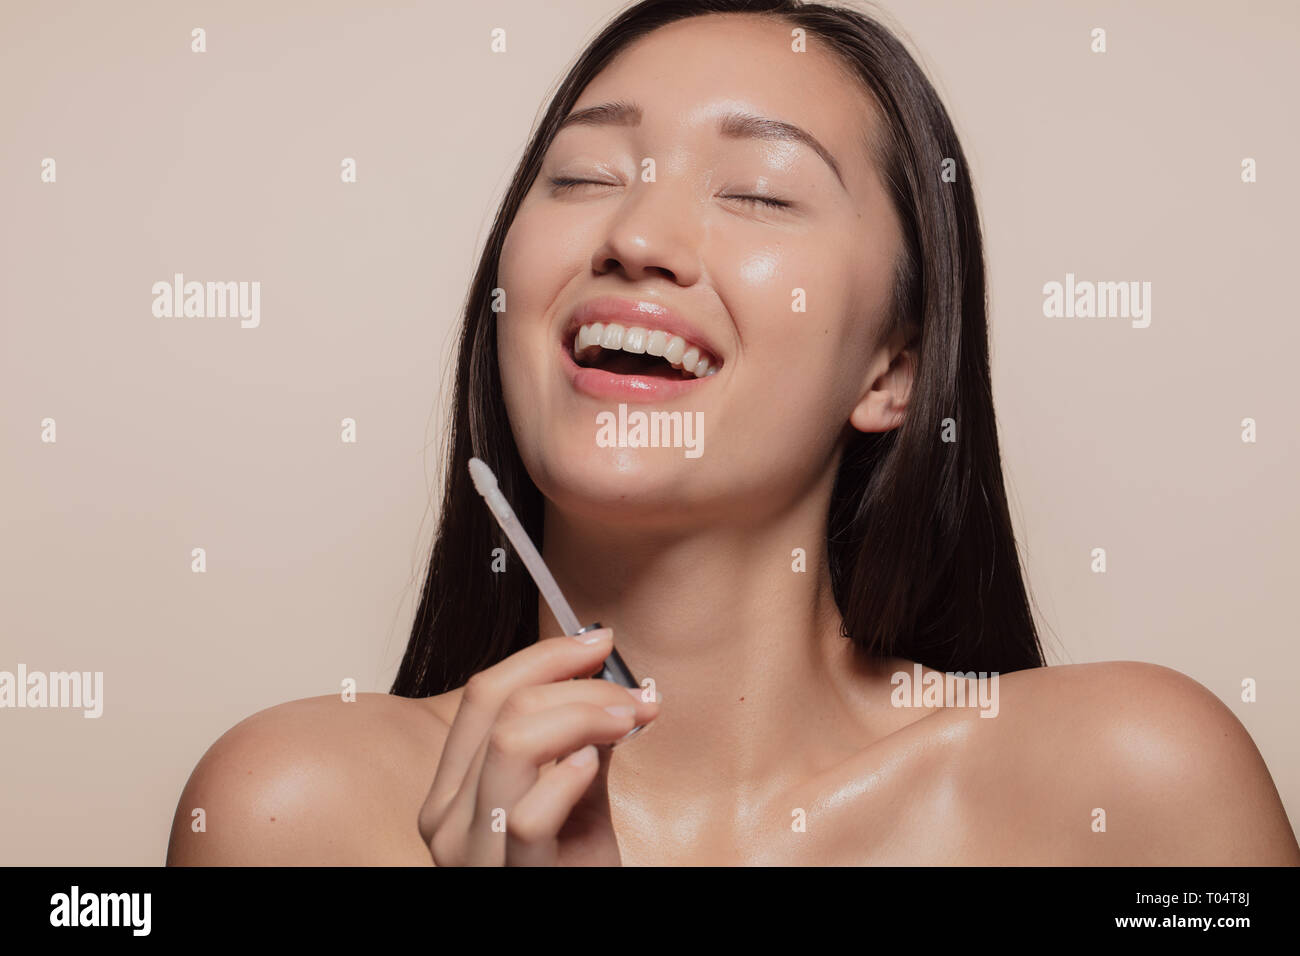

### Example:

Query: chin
xmin=524 ymin=441 xmax=716 ymax=528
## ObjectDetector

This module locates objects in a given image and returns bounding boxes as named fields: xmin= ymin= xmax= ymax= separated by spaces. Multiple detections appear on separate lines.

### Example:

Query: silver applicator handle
xmin=574 ymin=621 xmax=639 ymax=689
xmin=575 ymin=622 xmax=645 ymax=741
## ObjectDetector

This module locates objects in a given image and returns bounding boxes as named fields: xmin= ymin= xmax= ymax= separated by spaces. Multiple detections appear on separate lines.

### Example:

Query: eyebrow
xmin=556 ymin=99 xmax=846 ymax=190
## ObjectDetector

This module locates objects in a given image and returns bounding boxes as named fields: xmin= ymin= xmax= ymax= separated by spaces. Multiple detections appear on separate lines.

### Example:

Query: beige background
xmin=1 ymin=0 xmax=1296 ymax=865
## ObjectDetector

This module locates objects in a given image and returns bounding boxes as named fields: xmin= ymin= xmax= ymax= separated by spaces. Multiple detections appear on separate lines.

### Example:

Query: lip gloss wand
xmin=467 ymin=457 xmax=645 ymax=738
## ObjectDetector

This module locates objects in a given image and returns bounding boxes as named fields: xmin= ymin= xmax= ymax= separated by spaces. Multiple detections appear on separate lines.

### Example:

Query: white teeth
xmin=622 ymin=326 xmax=648 ymax=353
xmin=576 ymin=322 xmax=605 ymax=351
xmin=663 ymin=336 xmax=686 ymax=365
xmin=600 ymin=324 xmax=625 ymax=349
xmin=572 ymin=322 xmax=719 ymax=377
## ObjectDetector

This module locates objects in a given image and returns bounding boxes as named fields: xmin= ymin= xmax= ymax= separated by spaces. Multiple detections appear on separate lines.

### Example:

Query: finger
xmin=427 ymin=680 xmax=656 ymax=864
xmin=497 ymin=678 xmax=660 ymax=737
xmin=555 ymin=742 xmax=619 ymax=865
xmin=422 ymin=629 xmax=614 ymax=831
xmin=465 ymin=702 xmax=640 ymax=865
xmin=427 ymin=733 xmax=490 ymax=866
xmin=505 ymin=744 xmax=602 ymax=866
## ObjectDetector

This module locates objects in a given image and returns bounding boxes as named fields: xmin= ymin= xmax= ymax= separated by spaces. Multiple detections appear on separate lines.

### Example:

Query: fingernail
xmin=565 ymin=745 xmax=597 ymax=767
xmin=603 ymin=704 xmax=635 ymax=719
xmin=573 ymin=627 xmax=611 ymax=645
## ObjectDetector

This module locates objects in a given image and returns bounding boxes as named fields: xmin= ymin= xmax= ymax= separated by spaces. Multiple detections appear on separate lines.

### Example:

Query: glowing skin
xmin=167 ymin=13 xmax=1300 ymax=868
xmin=496 ymin=28 xmax=906 ymax=530
xmin=492 ymin=13 xmax=921 ymax=858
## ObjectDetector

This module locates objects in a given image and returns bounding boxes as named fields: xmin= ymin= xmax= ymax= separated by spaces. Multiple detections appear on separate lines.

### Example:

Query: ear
xmin=849 ymin=328 xmax=917 ymax=434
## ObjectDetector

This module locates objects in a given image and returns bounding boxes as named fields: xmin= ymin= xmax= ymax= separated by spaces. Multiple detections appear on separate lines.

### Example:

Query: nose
xmin=589 ymin=180 xmax=702 ymax=286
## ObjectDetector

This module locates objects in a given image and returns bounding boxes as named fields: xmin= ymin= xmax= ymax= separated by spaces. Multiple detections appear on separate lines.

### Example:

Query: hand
xmin=418 ymin=628 xmax=659 ymax=866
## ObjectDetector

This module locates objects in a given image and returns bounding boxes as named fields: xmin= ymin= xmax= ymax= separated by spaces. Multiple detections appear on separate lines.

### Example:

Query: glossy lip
xmin=558 ymin=295 xmax=725 ymax=403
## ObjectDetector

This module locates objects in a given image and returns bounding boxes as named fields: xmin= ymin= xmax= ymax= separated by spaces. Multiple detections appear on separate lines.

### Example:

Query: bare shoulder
xmin=166 ymin=691 xmax=453 ymax=865
xmin=957 ymin=661 xmax=1300 ymax=864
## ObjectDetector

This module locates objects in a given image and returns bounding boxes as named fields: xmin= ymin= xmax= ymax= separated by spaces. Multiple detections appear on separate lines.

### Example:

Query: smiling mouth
xmin=568 ymin=321 xmax=721 ymax=380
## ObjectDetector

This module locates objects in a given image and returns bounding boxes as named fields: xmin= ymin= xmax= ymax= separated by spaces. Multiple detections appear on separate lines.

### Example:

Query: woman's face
xmin=497 ymin=13 xmax=908 ymax=528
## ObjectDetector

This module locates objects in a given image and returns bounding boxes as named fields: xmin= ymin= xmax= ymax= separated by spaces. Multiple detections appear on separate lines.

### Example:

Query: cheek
xmin=496 ymin=211 xmax=555 ymax=448
xmin=495 ymin=202 xmax=607 ymax=486
xmin=710 ymin=232 xmax=893 ymax=477
xmin=498 ymin=197 xmax=598 ymax=346
xmin=729 ymin=241 xmax=868 ymax=406
xmin=499 ymin=204 xmax=553 ymax=324
xmin=497 ymin=205 xmax=568 ymax=372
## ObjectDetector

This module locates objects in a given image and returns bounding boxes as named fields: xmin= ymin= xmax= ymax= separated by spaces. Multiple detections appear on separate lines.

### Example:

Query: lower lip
xmin=560 ymin=340 xmax=718 ymax=402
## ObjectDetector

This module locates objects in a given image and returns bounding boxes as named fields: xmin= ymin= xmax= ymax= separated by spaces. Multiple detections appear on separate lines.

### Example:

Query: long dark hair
xmin=392 ymin=0 xmax=1047 ymax=698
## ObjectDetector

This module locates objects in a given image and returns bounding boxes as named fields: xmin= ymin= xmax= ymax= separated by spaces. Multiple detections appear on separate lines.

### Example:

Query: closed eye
xmin=548 ymin=176 xmax=617 ymax=193
xmin=548 ymin=177 xmax=792 ymax=210
xmin=722 ymin=194 xmax=792 ymax=210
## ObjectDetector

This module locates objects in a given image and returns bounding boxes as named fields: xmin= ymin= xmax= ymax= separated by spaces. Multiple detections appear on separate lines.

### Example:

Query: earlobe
xmin=850 ymin=341 xmax=915 ymax=434
xmin=849 ymin=393 xmax=905 ymax=433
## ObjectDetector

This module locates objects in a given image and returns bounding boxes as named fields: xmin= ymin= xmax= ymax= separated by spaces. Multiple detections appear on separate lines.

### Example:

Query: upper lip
xmin=560 ymin=295 xmax=725 ymax=367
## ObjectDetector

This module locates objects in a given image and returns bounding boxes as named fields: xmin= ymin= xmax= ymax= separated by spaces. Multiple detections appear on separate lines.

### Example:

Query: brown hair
xmin=393 ymin=0 xmax=1046 ymax=697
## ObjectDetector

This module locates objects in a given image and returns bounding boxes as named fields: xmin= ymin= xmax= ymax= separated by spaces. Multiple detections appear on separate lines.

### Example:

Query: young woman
xmin=167 ymin=0 xmax=1300 ymax=866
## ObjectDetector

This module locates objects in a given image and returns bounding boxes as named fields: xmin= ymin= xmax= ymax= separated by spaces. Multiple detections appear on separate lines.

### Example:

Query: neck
xmin=537 ymin=477 xmax=897 ymax=805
